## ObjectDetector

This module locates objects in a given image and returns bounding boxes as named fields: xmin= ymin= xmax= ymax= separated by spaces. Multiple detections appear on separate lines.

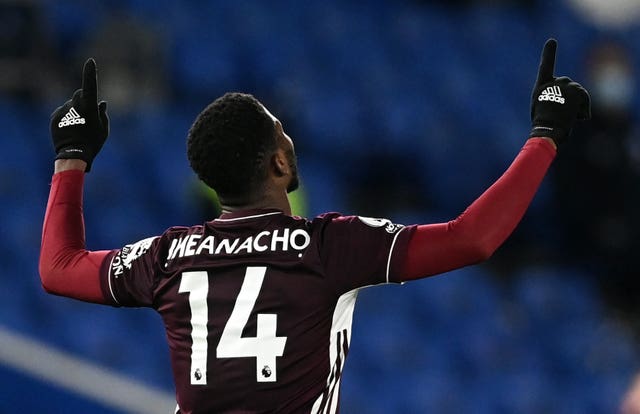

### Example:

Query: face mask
xmin=592 ymin=64 xmax=636 ymax=111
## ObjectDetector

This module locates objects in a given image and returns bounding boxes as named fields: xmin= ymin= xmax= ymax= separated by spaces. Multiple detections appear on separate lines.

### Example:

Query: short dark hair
xmin=187 ymin=92 xmax=277 ymax=201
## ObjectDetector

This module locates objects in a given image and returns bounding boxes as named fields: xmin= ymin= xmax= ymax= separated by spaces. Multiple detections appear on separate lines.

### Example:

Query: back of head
xmin=187 ymin=92 xmax=277 ymax=203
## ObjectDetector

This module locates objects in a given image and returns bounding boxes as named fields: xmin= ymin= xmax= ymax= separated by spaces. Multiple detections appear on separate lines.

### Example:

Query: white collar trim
xmin=215 ymin=211 xmax=283 ymax=222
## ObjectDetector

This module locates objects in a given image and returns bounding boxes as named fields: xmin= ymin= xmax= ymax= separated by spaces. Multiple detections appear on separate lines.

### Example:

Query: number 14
xmin=179 ymin=266 xmax=287 ymax=385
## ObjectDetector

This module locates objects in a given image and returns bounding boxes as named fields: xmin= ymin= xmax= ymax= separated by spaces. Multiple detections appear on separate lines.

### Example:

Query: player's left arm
xmin=39 ymin=59 xmax=112 ymax=304
xmin=401 ymin=39 xmax=590 ymax=281
xmin=402 ymin=137 xmax=555 ymax=280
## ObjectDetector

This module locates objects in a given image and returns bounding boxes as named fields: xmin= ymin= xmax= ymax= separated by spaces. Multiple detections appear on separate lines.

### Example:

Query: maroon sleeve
xmin=317 ymin=214 xmax=417 ymax=294
xmin=403 ymin=137 xmax=557 ymax=280
xmin=39 ymin=170 xmax=112 ymax=304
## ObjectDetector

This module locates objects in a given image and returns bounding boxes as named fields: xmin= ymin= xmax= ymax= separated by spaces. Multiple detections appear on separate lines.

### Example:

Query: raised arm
xmin=39 ymin=60 xmax=111 ymax=303
xmin=403 ymin=137 xmax=555 ymax=279
xmin=402 ymin=39 xmax=590 ymax=280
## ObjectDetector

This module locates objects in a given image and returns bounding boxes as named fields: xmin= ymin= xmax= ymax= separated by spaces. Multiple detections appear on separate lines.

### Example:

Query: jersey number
xmin=179 ymin=266 xmax=287 ymax=385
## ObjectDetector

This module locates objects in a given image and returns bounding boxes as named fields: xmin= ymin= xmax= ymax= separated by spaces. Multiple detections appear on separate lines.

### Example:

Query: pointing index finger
xmin=82 ymin=58 xmax=97 ymax=102
xmin=536 ymin=38 xmax=557 ymax=85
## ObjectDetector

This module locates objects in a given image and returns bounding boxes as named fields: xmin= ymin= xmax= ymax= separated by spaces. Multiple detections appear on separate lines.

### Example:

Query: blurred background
xmin=2 ymin=0 xmax=640 ymax=412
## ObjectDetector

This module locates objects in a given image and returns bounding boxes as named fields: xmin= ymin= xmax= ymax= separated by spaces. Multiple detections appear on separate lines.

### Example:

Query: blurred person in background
xmin=0 ymin=0 xmax=62 ymax=102
xmin=552 ymin=39 xmax=640 ymax=318
xmin=621 ymin=373 xmax=640 ymax=414
xmin=39 ymin=40 xmax=590 ymax=413
xmin=78 ymin=9 xmax=167 ymax=111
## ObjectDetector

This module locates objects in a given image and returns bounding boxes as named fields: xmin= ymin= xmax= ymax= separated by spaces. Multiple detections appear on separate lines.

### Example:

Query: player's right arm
xmin=40 ymin=162 xmax=111 ymax=303
xmin=39 ymin=59 xmax=112 ymax=304
xmin=401 ymin=39 xmax=590 ymax=280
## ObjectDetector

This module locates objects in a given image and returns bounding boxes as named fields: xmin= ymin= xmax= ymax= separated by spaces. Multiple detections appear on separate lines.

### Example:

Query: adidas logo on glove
xmin=58 ymin=107 xmax=86 ymax=128
xmin=538 ymin=86 xmax=565 ymax=104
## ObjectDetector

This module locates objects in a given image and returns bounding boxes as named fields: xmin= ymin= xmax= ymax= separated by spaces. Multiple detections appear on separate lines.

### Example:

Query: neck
xmin=220 ymin=188 xmax=291 ymax=216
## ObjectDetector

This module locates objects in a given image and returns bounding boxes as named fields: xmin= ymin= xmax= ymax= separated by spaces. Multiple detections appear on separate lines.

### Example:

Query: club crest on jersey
xmin=111 ymin=236 xmax=157 ymax=276
xmin=357 ymin=216 xmax=404 ymax=234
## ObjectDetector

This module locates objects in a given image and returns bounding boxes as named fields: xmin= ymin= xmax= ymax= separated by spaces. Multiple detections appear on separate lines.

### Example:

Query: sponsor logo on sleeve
xmin=357 ymin=216 xmax=404 ymax=234
xmin=111 ymin=236 xmax=157 ymax=276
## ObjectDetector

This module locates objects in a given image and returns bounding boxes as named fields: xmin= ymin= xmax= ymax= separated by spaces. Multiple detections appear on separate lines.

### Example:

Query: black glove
xmin=529 ymin=39 xmax=591 ymax=146
xmin=50 ymin=58 xmax=109 ymax=172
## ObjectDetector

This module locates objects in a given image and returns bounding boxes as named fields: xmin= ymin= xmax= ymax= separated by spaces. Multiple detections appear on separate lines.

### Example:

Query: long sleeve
xmin=39 ymin=169 xmax=112 ymax=304
xmin=402 ymin=137 xmax=556 ymax=280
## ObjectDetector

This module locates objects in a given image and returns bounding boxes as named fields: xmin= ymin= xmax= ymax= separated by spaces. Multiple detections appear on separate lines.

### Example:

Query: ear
xmin=270 ymin=148 xmax=289 ymax=177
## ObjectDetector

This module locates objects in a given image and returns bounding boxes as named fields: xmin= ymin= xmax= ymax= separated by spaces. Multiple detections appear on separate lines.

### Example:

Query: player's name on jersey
xmin=166 ymin=228 xmax=311 ymax=261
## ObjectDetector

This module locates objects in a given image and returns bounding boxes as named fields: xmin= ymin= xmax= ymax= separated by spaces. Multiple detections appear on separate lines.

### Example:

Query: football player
xmin=40 ymin=39 xmax=589 ymax=413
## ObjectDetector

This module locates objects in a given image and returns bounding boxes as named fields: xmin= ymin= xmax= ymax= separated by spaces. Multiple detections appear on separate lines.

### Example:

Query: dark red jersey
xmin=100 ymin=210 xmax=416 ymax=413
xmin=40 ymin=140 xmax=556 ymax=413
